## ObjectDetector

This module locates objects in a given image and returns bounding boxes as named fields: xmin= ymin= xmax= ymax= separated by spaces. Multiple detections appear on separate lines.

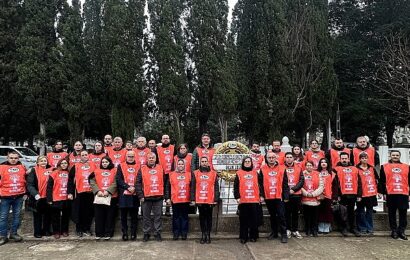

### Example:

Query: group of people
xmin=0 ymin=134 xmax=409 ymax=247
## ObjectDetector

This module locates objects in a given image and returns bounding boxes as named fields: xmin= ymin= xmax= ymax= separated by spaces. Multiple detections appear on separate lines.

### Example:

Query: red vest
xmin=302 ymin=171 xmax=320 ymax=203
xmin=305 ymin=150 xmax=325 ymax=169
xmin=358 ymin=166 xmax=378 ymax=197
xmin=260 ymin=164 xmax=285 ymax=199
xmin=330 ymin=148 xmax=351 ymax=169
xmin=35 ymin=166 xmax=53 ymax=198
xmin=174 ymin=154 xmax=192 ymax=173
xmin=169 ymin=171 xmax=191 ymax=203
xmin=251 ymin=153 xmax=264 ymax=171
xmin=319 ymin=170 xmax=334 ymax=199
xmin=194 ymin=170 xmax=217 ymax=204
xmin=120 ymin=162 xmax=139 ymax=195
xmin=196 ymin=147 xmax=215 ymax=170
xmin=141 ymin=164 xmax=164 ymax=197
xmin=237 ymin=169 xmax=260 ymax=203
xmin=108 ymin=148 xmax=126 ymax=167
xmin=285 ymin=164 xmax=302 ymax=195
xmin=272 ymin=151 xmax=285 ymax=165
xmin=353 ymin=147 xmax=376 ymax=166
xmin=104 ymin=145 xmax=113 ymax=154
xmin=94 ymin=168 xmax=117 ymax=197
xmin=0 ymin=164 xmax=26 ymax=197
xmin=74 ymin=162 xmax=95 ymax=193
xmin=134 ymin=147 xmax=151 ymax=167
xmin=47 ymin=152 xmax=68 ymax=168
xmin=335 ymin=166 xmax=359 ymax=195
xmin=157 ymin=145 xmax=174 ymax=174
xmin=89 ymin=153 xmax=106 ymax=169
xmin=383 ymin=163 xmax=409 ymax=195
xmin=50 ymin=170 xmax=69 ymax=202
xmin=69 ymin=152 xmax=81 ymax=168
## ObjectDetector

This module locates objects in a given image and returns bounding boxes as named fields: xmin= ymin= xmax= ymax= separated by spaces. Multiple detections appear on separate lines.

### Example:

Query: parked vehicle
xmin=0 ymin=146 xmax=38 ymax=169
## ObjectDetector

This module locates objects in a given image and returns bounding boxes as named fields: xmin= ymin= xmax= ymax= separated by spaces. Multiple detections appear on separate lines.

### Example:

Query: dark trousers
xmin=265 ymin=199 xmax=286 ymax=236
xmin=285 ymin=196 xmax=301 ymax=232
xmin=120 ymin=207 xmax=139 ymax=235
xmin=51 ymin=205 xmax=70 ymax=234
xmin=33 ymin=198 xmax=52 ymax=236
xmin=76 ymin=192 xmax=94 ymax=232
xmin=238 ymin=203 xmax=259 ymax=241
xmin=172 ymin=203 xmax=189 ymax=236
xmin=340 ymin=197 xmax=357 ymax=231
xmin=388 ymin=206 xmax=408 ymax=234
xmin=94 ymin=200 xmax=117 ymax=237
xmin=303 ymin=205 xmax=319 ymax=233
xmin=198 ymin=204 xmax=213 ymax=234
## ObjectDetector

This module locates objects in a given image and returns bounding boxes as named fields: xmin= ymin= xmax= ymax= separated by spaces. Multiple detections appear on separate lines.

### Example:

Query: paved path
xmin=1 ymin=235 xmax=410 ymax=260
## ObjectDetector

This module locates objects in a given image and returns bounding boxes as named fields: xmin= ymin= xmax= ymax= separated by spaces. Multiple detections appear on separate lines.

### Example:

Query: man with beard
xmin=351 ymin=136 xmax=379 ymax=167
xmin=134 ymin=137 xmax=151 ymax=167
xmin=191 ymin=134 xmax=216 ymax=171
xmin=250 ymin=143 xmax=264 ymax=171
xmin=103 ymin=135 xmax=113 ymax=154
xmin=332 ymin=152 xmax=361 ymax=237
xmin=326 ymin=138 xmax=351 ymax=169
xmin=379 ymin=151 xmax=410 ymax=240
xmin=107 ymin=137 xmax=126 ymax=167
xmin=271 ymin=140 xmax=285 ymax=165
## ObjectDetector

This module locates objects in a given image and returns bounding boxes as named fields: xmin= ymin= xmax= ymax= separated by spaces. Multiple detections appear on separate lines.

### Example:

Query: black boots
xmin=200 ymin=232 xmax=206 ymax=244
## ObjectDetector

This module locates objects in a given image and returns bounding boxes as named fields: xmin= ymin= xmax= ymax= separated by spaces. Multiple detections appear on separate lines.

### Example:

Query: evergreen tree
xmin=147 ymin=0 xmax=189 ymax=144
xmin=16 ymin=0 xmax=60 ymax=154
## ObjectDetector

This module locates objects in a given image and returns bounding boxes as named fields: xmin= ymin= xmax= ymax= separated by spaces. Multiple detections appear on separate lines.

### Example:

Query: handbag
xmin=93 ymin=195 xmax=111 ymax=206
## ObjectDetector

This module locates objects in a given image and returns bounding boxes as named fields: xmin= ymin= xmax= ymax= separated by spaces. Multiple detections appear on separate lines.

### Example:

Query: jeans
xmin=356 ymin=204 xmax=373 ymax=233
xmin=0 ymin=196 xmax=24 ymax=237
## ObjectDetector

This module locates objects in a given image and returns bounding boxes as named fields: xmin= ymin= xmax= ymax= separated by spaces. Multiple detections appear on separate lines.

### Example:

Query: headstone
xmin=281 ymin=136 xmax=292 ymax=153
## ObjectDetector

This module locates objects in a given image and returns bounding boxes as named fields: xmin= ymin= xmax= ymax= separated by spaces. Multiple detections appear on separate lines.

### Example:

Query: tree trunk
xmin=173 ymin=112 xmax=183 ymax=145
xmin=219 ymin=116 xmax=228 ymax=142
xmin=111 ymin=106 xmax=135 ymax=141
xmin=39 ymin=122 xmax=46 ymax=155
xmin=68 ymin=117 xmax=83 ymax=145
xmin=386 ymin=122 xmax=395 ymax=147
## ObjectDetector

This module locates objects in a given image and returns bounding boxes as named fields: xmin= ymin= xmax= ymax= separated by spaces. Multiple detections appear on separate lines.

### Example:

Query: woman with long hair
xmin=317 ymin=158 xmax=334 ymax=234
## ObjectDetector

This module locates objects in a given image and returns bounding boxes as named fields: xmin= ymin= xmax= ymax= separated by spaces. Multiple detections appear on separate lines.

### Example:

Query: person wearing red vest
xmin=191 ymin=156 xmax=219 ymax=244
xmin=153 ymin=134 xmax=175 ymax=216
xmin=165 ymin=159 xmax=192 ymax=240
xmin=332 ymin=152 xmax=362 ymax=237
xmin=304 ymin=140 xmax=325 ymax=170
xmin=292 ymin=145 xmax=304 ymax=168
xmin=234 ymin=157 xmax=262 ymax=244
xmin=68 ymin=150 xmax=95 ymax=237
xmin=284 ymin=152 xmax=304 ymax=239
xmin=107 ymin=137 xmax=127 ymax=167
xmin=103 ymin=134 xmax=113 ymax=154
xmin=271 ymin=140 xmax=286 ymax=165
xmin=68 ymin=141 xmax=84 ymax=169
xmin=356 ymin=152 xmax=378 ymax=235
xmin=317 ymin=158 xmax=334 ymax=234
xmin=116 ymin=150 xmax=140 ymax=241
xmin=47 ymin=140 xmax=68 ymax=169
xmin=27 ymin=156 xmax=53 ymax=238
xmin=326 ymin=138 xmax=351 ymax=169
xmin=258 ymin=152 xmax=289 ymax=243
xmin=173 ymin=143 xmax=192 ymax=173
xmin=134 ymin=136 xmax=151 ymax=167
xmin=46 ymin=158 xmax=71 ymax=239
xmin=250 ymin=143 xmax=265 ymax=171
xmin=89 ymin=156 xmax=118 ymax=240
xmin=301 ymin=161 xmax=324 ymax=237
xmin=125 ymin=140 xmax=134 ymax=152
xmin=379 ymin=150 xmax=410 ymax=240
xmin=0 ymin=151 xmax=26 ymax=246
xmin=191 ymin=133 xmax=216 ymax=172
xmin=136 ymin=152 xmax=167 ymax=242
xmin=351 ymin=136 xmax=380 ymax=167
xmin=148 ymin=139 xmax=157 ymax=150
xmin=89 ymin=141 xmax=106 ymax=169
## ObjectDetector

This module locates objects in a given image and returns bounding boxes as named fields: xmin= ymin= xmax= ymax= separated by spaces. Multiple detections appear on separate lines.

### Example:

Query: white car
xmin=0 ymin=146 xmax=38 ymax=169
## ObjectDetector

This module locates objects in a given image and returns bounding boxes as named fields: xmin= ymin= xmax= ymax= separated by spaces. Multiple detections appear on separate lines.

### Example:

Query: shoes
xmin=292 ymin=231 xmax=303 ymax=239
xmin=341 ymin=229 xmax=348 ymax=237
xmin=9 ymin=233 xmax=23 ymax=242
xmin=181 ymin=234 xmax=187 ymax=240
xmin=130 ymin=234 xmax=137 ymax=241
xmin=104 ymin=236 xmax=111 ymax=240
xmin=391 ymin=231 xmax=398 ymax=239
xmin=143 ymin=234 xmax=150 ymax=242
xmin=95 ymin=237 xmax=102 ymax=240
xmin=351 ymin=229 xmax=361 ymax=237
xmin=312 ymin=231 xmax=318 ymax=237
xmin=0 ymin=237 xmax=9 ymax=246
xmin=54 ymin=233 xmax=61 ymax=239
xmin=200 ymin=233 xmax=206 ymax=244
xmin=286 ymin=230 xmax=291 ymax=239
xmin=367 ymin=231 xmax=374 ymax=236
xmin=173 ymin=234 xmax=179 ymax=240
xmin=154 ymin=233 xmax=162 ymax=242
xmin=62 ymin=232 xmax=69 ymax=237
xmin=122 ymin=234 xmax=129 ymax=241
xmin=77 ymin=231 xmax=83 ymax=237
xmin=44 ymin=231 xmax=52 ymax=237
xmin=83 ymin=231 xmax=92 ymax=237
xmin=240 ymin=239 xmax=246 ymax=244
xmin=305 ymin=230 xmax=311 ymax=237
xmin=281 ymin=236 xmax=288 ymax=243
xmin=34 ymin=234 xmax=42 ymax=238
xmin=206 ymin=233 xmax=211 ymax=244
xmin=398 ymin=233 xmax=408 ymax=240
xmin=268 ymin=232 xmax=278 ymax=240
xmin=249 ymin=238 xmax=257 ymax=242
